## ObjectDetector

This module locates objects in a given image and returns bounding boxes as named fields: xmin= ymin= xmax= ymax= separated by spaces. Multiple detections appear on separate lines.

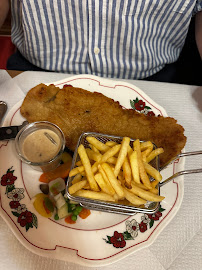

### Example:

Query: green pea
xmin=76 ymin=205 xmax=83 ymax=213
xmin=72 ymin=209 xmax=78 ymax=216
xmin=54 ymin=214 xmax=59 ymax=220
xmin=71 ymin=215 xmax=77 ymax=221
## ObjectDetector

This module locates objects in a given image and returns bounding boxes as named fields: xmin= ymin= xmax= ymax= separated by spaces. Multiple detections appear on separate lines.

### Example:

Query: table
xmin=6 ymin=70 xmax=23 ymax=78
xmin=0 ymin=69 xmax=202 ymax=270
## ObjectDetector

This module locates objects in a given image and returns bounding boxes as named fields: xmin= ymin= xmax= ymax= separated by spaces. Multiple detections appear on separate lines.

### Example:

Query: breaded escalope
xmin=20 ymin=83 xmax=186 ymax=167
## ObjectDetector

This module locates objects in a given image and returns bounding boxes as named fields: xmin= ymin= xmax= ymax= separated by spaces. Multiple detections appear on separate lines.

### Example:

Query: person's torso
xmin=11 ymin=0 xmax=196 ymax=79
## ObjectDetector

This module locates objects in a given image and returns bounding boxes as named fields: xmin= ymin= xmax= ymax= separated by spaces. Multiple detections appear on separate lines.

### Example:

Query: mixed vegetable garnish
xmin=32 ymin=151 xmax=91 ymax=223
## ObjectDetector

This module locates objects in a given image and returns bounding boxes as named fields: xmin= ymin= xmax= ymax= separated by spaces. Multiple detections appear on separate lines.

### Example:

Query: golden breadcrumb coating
xmin=20 ymin=83 xmax=186 ymax=167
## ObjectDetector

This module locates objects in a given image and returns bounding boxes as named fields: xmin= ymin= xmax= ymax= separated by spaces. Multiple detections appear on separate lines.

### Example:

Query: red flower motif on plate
xmin=1 ymin=172 xmax=17 ymax=186
xmin=18 ymin=210 xmax=33 ymax=227
xmin=147 ymin=111 xmax=155 ymax=116
xmin=9 ymin=201 xmax=21 ymax=209
xmin=134 ymin=100 xmax=146 ymax=111
xmin=148 ymin=211 xmax=162 ymax=221
xmin=139 ymin=221 xmax=148 ymax=232
xmin=110 ymin=231 xmax=126 ymax=248
xmin=63 ymin=84 xmax=73 ymax=88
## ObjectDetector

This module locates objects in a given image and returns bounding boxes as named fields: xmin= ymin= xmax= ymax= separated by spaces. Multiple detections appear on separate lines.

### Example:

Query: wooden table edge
xmin=6 ymin=70 xmax=23 ymax=78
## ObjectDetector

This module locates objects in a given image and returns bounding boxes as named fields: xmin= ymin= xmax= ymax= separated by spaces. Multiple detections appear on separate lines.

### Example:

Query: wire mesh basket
xmin=66 ymin=132 xmax=161 ymax=215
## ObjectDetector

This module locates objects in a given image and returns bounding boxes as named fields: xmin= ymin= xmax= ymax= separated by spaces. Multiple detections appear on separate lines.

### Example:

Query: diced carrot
xmin=39 ymin=161 xmax=72 ymax=183
xmin=65 ymin=215 xmax=76 ymax=224
xmin=79 ymin=208 xmax=91 ymax=219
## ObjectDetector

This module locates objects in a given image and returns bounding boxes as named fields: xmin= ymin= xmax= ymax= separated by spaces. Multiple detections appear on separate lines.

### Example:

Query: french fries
xmin=86 ymin=148 xmax=102 ymax=162
xmin=69 ymin=165 xmax=85 ymax=177
xmin=105 ymin=141 xmax=117 ymax=147
xmin=129 ymin=151 xmax=140 ymax=184
xmin=69 ymin=180 xmax=87 ymax=195
xmin=100 ymin=144 xmax=121 ymax=163
xmin=89 ymin=143 xmax=100 ymax=153
xmin=94 ymin=173 xmax=114 ymax=195
xmin=74 ymin=189 xmax=116 ymax=202
xmin=101 ymin=163 xmax=125 ymax=199
xmin=123 ymin=188 xmax=147 ymax=205
xmin=143 ymin=161 xmax=162 ymax=182
xmin=68 ymin=136 xmax=165 ymax=207
xmin=141 ymin=146 xmax=153 ymax=162
xmin=131 ymin=181 xmax=159 ymax=195
xmin=140 ymin=141 xmax=153 ymax=151
xmin=86 ymin=136 xmax=110 ymax=152
xmin=133 ymin=139 xmax=152 ymax=189
xmin=98 ymin=165 xmax=115 ymax=195
xmin=151 ymin=179 xmax=159 ymax=188
xmin=71 ymin=173 xmax=82 ymax=184
xmin=77 ymin=144 xmax=99 ymax=191
xmin=130 ymin=182 xmax=165 ymax=202
xmin=106 ymin=156 xmax=117 ymax=165
xmin=114 ymin=137 xmax=130 ymax=177
xmin=146 ymin=148 xmax=164 ymax=163
xmin=122 ymin=156 xmax=132 ymax=189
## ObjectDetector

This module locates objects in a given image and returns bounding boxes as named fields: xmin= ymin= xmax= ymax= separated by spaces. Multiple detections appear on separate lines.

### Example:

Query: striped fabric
xmin=10 ymin=0 xmax=202 ymax=79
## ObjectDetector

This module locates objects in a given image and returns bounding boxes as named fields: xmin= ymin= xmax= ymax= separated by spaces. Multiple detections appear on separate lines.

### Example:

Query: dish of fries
xmin=0 ymin=75 xmax=185 ymax=266
xmin=67 ymin=132 xmax=165 ymax=214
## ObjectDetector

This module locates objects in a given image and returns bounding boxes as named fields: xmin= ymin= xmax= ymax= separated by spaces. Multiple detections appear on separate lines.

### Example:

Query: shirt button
xmin=94 ymin=47 xmax=100 ymax=55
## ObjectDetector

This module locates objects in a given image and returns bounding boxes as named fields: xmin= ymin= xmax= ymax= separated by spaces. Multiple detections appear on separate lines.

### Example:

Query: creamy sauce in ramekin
xmin=22 ymin=129 xmax=61 ymax=163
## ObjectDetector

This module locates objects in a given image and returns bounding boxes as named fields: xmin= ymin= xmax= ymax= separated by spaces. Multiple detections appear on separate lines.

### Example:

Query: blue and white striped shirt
xmin=11 ymin=0 xmax=202 ymax=79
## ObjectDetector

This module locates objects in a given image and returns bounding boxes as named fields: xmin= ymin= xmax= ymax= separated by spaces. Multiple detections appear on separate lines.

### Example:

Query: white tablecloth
xmin=0 ymin=69 xmax=201 ymax=270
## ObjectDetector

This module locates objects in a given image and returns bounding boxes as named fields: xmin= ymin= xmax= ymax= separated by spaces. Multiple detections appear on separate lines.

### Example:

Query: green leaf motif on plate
xmin=12 ymin=211 xmax=20 ymax=217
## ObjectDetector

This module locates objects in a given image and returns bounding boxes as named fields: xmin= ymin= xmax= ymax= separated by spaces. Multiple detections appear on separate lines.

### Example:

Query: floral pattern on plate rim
xmin=0 ymin=167 xmax=38 ymax=231
xmin=103 ymin=206 xmax=165 ymax=248
xmin=130 ymin=98 xmax=156 ymax=116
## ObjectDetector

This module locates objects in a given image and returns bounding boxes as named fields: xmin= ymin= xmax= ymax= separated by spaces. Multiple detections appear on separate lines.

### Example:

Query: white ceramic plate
xmin=0 ymin=75 xmax=184 ymax=267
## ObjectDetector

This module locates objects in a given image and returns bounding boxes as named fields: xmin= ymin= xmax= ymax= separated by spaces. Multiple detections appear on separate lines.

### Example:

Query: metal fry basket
xmin=66 ymin=132 xmax=161 ymax=215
